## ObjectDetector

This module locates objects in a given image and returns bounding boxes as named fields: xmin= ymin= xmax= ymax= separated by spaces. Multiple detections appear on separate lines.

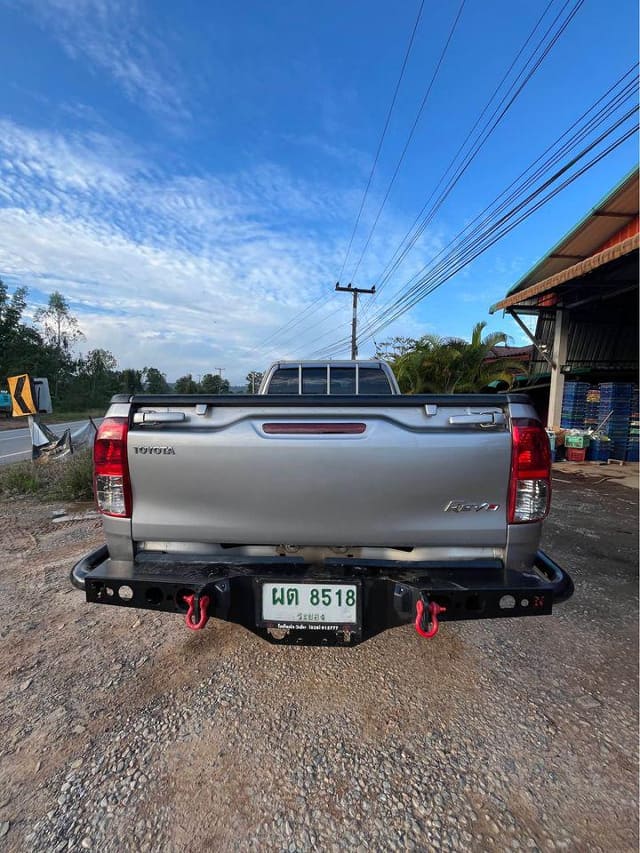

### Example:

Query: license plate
xmin=261 ymin=582 xmax=358 ymax=627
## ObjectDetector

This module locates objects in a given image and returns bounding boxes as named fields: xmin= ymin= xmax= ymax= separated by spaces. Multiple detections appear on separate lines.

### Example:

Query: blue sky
xmin=0 ymin=0 xmax=637 ymax=382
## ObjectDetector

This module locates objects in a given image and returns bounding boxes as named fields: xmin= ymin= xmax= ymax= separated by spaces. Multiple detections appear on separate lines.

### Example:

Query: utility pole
xmin=335 ymin=282 xmax=376 ymax=359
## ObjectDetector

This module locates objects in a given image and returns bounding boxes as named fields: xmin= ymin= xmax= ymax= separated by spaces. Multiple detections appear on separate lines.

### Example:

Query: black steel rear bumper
xmin=70 ymin=548 xmax=574 ymax=646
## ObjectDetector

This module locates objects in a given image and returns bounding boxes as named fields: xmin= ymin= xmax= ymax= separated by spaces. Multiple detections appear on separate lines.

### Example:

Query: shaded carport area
xmin=490 ymin=170 xmax=639 ymax=427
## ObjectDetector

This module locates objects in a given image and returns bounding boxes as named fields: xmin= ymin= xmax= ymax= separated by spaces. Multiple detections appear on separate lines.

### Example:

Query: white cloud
xmin=0 ymin=119 xmax=136 ymax=195
xmin=0 ymin=119 xmax=445 ymax=381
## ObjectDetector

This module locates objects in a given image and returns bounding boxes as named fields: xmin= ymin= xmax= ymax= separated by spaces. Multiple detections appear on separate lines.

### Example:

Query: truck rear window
xmin=267 ymin=368 xmax=299 ymax=394
xmin=266 ymin=364 xmax=393 ymax=394
xmin=330 ymin=368 xmax=356 ymax=395
xmin=302 ymin=368 xmax=327 ymax=394
xmin=358 ymin=367 xmax=392 ymax=394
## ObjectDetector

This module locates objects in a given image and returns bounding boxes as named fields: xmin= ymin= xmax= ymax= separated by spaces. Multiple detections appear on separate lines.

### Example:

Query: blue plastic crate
xmin=587 ymin=441 xmax=611 ymax=462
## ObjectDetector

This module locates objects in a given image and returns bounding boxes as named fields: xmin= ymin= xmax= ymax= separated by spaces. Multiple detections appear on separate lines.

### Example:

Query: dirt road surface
xmin=0 ymin=473 xmax=637 ymax=852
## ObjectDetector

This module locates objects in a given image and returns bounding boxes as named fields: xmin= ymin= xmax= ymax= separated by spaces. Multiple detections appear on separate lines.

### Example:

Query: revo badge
xmin=444 ymin=500 xmax=500 ymax=512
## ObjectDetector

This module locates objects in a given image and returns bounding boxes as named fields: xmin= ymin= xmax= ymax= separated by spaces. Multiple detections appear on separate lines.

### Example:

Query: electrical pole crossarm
xmin=334 ymin=283 xmax=376 ymax=294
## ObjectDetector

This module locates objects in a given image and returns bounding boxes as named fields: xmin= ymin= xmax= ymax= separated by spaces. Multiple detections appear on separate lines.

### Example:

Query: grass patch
xmin=0 ymin=449 xmax=94 ymax=503
xmin=0 ymin=462 xmax=42 ymax=495
xmin=50 ymin=450 xmax=95 ymax=501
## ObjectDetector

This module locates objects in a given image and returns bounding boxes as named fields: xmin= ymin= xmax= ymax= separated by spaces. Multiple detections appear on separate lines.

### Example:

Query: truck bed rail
xmin=115 ymin=392 xmax=532 ymax=408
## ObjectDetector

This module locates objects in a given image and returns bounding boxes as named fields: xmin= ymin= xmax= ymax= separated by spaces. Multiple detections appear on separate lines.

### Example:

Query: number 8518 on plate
xmin=261 ymin=582 xmax=358 ymax=625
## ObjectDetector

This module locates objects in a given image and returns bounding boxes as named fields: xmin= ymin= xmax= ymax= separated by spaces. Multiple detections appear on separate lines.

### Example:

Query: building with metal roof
xmin=490 ymin=169 xmax=638 ymax=427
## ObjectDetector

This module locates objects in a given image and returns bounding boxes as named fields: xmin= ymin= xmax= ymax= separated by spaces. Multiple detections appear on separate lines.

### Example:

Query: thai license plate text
xmin=261 ymin=583 xmax=357 ymax=626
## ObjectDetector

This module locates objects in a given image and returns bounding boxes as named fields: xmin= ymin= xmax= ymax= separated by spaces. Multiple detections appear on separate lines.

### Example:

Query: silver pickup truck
xmin=71 ymin=359 xmax=573 ymax=646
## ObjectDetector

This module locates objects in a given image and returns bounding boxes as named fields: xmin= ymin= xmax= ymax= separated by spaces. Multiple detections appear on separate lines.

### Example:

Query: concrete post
xmin=547 ymin=308 xmax=568 ymax=428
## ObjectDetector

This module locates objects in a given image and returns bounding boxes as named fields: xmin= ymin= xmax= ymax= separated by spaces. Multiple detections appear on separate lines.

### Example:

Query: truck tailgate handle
xmin=448 ymin=413 xmax=506 ymax=427
xmin=133 ymin=412 xmax=187 ymax=424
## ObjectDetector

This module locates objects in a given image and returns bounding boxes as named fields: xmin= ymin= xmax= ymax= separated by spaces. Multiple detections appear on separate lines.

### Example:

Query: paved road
xmin=0 ymin=419 xmax=102 ymax=465
xmin=0 ymin=471 xmax=637 ymax=851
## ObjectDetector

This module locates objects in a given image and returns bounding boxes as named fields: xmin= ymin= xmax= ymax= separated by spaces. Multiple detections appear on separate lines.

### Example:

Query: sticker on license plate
xmin=261 ymin=583 xmax=358 ymax=627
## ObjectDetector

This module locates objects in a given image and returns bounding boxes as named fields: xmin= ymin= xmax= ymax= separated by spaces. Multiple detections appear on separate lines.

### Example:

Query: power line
xmin=297 ymin=0 xmax=469 ymax=362
xmin=255 ymin=0 xmax=425 ymax=358
xmin=266 ymin=0 xmax=614 ymax=362
xmin=312 ymin=0 xmax=570 ymax=352
xmin=366 ymin=0 xmax=558 ymax=307
xmin=267 ymin=0 xmax=584 ymax=362
xmin=261 ymin=294 xmax=343 ymax=361
xmin=348 ymin=0 xmax=467 ymax=285
xmin=257 ymin=293 xmax=331 ymax=353
xmin=385 ymin=126 xmax=637 ymax=324
xmin=311 ymin=77 xmax=638 ymax=356
xmin=336 ymin=0 xmax=426 ymax=285
xmin=361 ymin=92 xmax=637 ymax=335
xmin=391 ymin=66 xmax=638 ymax=298
xmin=353 ymin=111 xmax=637 ymax=346
xmin=371 ymin=0 xmax=584 ymax=302
xmin=258 ymin=0 xmax=426 ymax=359
xmin=357 ymin=138 xmax=635 ymax=345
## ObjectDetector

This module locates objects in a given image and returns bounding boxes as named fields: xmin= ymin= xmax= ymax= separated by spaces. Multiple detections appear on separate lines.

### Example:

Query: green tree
xmin=246 ymin=371 xmax=263 ymax=393
xmin=374 ymin=337 xmax=418 ymax=361
xmin=143 ymin=367 xmax=170 ymax=393
xmin=34 ymin=291 xmax=84 ymax=357
xmin=33 ymin=291 xmax=84 ymax=399
xmin=0 ymin=280 xmax=64 ymax=384
xmin=77 ymin=348 xmax=119 ymax=407
xmin=0 ymin=280 xmax=28 ymax=351
xmin=175 ymin=373 xmax=200 ymax=393
xmin=1 ymin=281 xmax=35 ymax=379
xmin=200 ymin=373 xmax=230 ymax=394
xmin=450 ymin=322 xmax=522 ymax=392
xmin=386 ymin=334 xmax=438 ymax=393
xmin=120 ymin=368 xmax=143 ymax=394
xmin=388 ymin=322 xmax=527 ymax=394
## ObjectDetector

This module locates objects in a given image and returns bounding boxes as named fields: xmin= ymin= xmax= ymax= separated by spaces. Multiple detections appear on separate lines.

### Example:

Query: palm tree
xmin=393 ymin=334 xmax=444 ymax=393
xmin=388 ymin=322 xmax=527 ymax=393
xmin=455 ymin=322 xmax=529 ymax=392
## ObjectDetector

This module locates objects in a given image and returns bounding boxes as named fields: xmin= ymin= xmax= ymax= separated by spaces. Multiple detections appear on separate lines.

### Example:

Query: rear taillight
xmin=508 ymin=419 xmax=551 ymax=524
xmin=94 ymin=417 xmax=132 ymax=518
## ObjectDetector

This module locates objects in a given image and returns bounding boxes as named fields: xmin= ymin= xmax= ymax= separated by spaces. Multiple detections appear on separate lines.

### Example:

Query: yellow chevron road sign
xmin=8 ymin=374 xmax=37 ymax=417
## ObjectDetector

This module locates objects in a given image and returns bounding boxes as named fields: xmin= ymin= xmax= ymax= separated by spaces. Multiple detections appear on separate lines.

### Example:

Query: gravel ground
xmin=0 ymin=471 xmax=637 ymax=852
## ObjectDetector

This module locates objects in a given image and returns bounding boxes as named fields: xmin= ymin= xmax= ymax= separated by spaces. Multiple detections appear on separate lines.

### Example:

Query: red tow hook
xmin=182 ymin=593 xmax=210 ymax=631
xmin=415 ymin=599 xmax=447 ymax=639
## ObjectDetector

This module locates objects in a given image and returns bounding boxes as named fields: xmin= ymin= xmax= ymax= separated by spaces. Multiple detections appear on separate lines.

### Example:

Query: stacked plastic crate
xmin=560 ymin=382 xmax=589 ymax=429
xmin=585 ymin=386 xmax=610 ymax=461
xmin=598 ymin=382 xmax=634 ymax=461
xmin=627 ymin=386 xmax=639 ymax=462
xmin=587 ymin=433 xmax=612 ymax=462
xmin=584 ymin=387 xmax=600 ymax=429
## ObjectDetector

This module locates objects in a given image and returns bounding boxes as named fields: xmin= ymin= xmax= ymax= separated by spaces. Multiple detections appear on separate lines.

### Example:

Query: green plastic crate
xmin=565 ymin=434 xmax=590 ymax=449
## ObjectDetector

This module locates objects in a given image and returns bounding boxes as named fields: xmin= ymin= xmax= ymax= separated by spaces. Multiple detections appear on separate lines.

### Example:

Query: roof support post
xmin=547 ymin=308 xmax=568 ymax=429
